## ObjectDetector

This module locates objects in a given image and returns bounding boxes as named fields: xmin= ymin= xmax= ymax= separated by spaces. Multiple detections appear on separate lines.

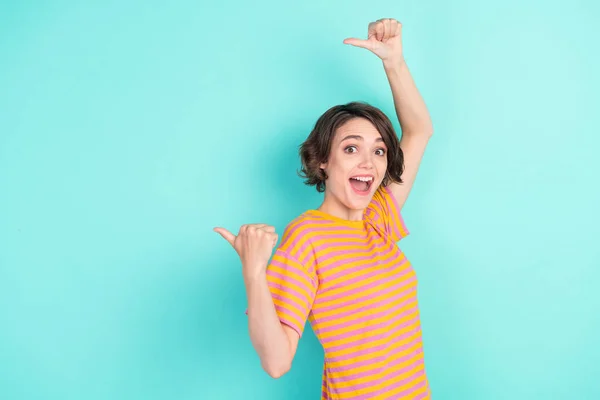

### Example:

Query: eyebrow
xmin=340 ymin=135 xmax=384 ymax=143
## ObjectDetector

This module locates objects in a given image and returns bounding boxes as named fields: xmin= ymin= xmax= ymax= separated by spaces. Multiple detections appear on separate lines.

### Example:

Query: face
xmin=320 ymin=118 xmax=388 ymax=212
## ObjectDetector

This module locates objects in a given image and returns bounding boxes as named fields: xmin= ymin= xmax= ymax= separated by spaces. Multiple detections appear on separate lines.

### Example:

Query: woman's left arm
xmin=344 ymin=18 xmax=434 ymax=210
xmin=383 ymin=59 xmax=433 ymax=210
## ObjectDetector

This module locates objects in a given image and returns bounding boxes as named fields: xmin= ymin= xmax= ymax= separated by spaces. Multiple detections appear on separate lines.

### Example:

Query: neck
xmin=318 ymin=193 xmax=364 ymax=221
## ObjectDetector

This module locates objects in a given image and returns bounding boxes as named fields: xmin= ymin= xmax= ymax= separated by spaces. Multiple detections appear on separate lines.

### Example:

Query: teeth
xmin=351 ymin=176 xmax=373 ymax=182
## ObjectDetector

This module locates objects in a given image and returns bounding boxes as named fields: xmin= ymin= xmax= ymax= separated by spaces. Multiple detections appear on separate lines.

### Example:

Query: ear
xmin=319 ymin=161 xmax=328 ymax=170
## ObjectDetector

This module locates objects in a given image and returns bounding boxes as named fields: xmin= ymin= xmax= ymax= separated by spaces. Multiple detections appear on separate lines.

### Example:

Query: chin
xmin=344 ymin=189 xmax=375 ymax=210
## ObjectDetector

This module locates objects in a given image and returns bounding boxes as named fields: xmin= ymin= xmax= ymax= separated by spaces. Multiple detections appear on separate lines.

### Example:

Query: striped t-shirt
xmin=265 ymin=185 xmax=431 ymax=399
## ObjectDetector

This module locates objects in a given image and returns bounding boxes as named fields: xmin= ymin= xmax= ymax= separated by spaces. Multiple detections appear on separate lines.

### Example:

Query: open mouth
xmin=349 ymin=175 xmax=374 ymax=195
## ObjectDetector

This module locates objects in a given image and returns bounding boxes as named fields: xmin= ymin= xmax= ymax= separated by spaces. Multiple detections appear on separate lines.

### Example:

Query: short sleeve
xmin=265 ymin=249 xmax=318 ymax=338
xmin=366 ymin=184 xmax=410 ymax=242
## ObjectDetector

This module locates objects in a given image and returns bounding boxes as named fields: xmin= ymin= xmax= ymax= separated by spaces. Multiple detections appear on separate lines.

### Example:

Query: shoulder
xmin=277 ymin=211 xmax=326 ymax=254
xmin=365 ymin=185 xmax=387 ymax=222
xmin=368 ymin=184 xmax=393 ymax=211
xmin=271 ymin=211 xmax=328 ymax=279
xmin=365 ymin=184 xmax=409 ymax=241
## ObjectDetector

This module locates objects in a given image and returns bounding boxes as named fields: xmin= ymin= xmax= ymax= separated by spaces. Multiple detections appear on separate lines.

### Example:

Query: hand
xmin=343 ymin=18 xmax=404 ymax=65
xmin=214 ymin=224 xmax=278 ymax=280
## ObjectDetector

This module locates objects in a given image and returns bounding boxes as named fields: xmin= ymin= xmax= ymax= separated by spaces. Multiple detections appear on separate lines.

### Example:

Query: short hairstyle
xmin=298 ymin=101 xmax=404 ymax=193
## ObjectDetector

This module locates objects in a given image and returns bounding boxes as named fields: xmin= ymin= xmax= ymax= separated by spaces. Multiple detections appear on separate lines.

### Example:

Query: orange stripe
xmin=326 ymin=328 xmax=423 ymax=369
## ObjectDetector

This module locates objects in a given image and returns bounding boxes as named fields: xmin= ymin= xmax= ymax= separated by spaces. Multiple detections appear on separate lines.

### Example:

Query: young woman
xmin=215 ymin=18 xmax=434 ymax=400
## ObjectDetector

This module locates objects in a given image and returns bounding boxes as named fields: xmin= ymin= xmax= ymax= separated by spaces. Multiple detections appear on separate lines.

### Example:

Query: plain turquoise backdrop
xmin=1 ymin=1 xmax=599 ymax=399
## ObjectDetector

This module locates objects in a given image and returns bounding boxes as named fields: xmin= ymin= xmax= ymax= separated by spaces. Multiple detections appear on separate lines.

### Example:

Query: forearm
xmin=383 ymin=59 xmax=433 ymax=136
xmin=244 ymin=270 xmax=293 ymax=378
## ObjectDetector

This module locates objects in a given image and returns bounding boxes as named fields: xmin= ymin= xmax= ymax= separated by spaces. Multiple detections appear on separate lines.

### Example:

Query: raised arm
xmin=344 ymin=18 xmax=434 ymax=210
xmin=383 ymin=58 xmax=433 ymax=210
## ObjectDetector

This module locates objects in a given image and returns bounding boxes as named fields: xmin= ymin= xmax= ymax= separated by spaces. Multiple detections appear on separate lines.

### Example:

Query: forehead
xmin=334 ymin=118 xmax=382 ymax=142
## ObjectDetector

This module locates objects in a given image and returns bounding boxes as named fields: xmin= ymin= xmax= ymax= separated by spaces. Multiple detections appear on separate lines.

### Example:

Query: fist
xmin=214 ymin=224 xmax=278 ymax=280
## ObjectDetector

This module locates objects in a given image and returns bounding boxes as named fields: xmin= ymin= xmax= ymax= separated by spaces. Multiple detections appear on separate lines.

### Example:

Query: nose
xmin=358 ymin=152 xmax=375 ymax=169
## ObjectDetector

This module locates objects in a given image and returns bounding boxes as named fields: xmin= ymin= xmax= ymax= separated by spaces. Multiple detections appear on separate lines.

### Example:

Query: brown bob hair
xmin=298 ymin=101 xmax=404 ymax=193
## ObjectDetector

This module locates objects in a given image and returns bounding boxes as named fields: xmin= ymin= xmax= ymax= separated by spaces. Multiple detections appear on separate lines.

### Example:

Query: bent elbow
xmin=264 ymin=362 xmax=291 ymax=379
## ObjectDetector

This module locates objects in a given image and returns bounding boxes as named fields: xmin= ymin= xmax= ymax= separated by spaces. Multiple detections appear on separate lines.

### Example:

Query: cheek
xmin=377 ymin=157 xmax=388 ymax=171
xmin=327 ymin=159 xmax=351 ymax=187
xmin=328 ymin=156 xmax=351 ymax=174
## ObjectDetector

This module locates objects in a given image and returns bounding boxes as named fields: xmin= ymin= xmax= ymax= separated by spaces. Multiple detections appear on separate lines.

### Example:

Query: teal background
xmin=1 ymin=1 xmax=599 ymax=399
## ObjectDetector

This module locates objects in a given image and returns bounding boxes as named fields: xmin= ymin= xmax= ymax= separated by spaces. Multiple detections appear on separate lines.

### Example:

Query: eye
xmin=375 ymin=148 xmax=386 ymax=156
xmin=344 ymin=145 xmax=358 ymax=154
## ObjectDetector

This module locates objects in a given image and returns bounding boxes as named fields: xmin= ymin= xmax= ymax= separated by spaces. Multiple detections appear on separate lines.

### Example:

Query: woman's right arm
xmin=244 ymin=270 xmax=300 ymax=378
xmin=213 ymin=223 xmax=300 ymax=378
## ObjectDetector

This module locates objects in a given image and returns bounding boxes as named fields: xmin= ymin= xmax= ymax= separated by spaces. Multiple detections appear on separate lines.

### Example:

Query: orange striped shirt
xmin=266 ymin=185 xmax=431 ymax=399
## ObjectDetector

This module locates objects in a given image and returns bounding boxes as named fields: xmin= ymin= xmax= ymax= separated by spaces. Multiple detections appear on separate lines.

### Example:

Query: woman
xmin=215 ymin=18 xmax=434 ymax=400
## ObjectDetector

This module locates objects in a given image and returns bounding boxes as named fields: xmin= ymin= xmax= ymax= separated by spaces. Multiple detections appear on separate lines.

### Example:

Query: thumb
xmin=343 ymin=37 xmax=373 ymax=50
xmin=213 ymin=227 xmax=236 ymax=247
